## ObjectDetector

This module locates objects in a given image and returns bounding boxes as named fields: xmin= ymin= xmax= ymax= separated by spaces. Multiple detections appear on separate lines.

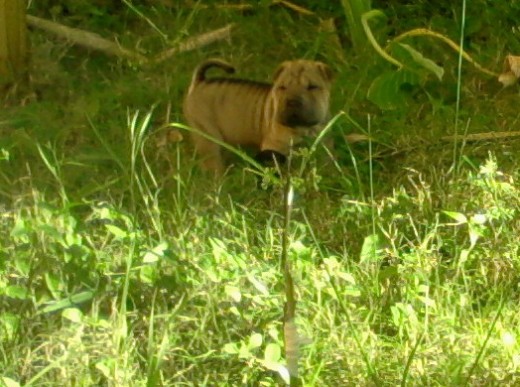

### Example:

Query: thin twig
xmin=274 ymin=0 xmax=314 ymax=16
xmin=152 ymin=24 xmax=234 ymax=64
xmin=441 ymin=131 xmax=520 ymax=142
xmin=26 ymin=15 xmax=147 ymax=63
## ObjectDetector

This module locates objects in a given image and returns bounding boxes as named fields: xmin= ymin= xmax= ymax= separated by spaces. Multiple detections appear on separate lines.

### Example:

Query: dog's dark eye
xmin=278 ymin=85 xmax=287 ymax=91
xmin=307 ymin=84 xmax=319 ymax=90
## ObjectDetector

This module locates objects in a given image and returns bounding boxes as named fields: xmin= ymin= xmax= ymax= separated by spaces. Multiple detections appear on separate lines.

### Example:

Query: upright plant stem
xmin=341 ymin=0 xmax=372 ymax=55
xmin=452 ymin=0 xmax=467 ymax=174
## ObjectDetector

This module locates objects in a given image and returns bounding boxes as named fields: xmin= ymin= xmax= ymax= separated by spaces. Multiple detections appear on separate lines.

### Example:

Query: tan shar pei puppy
xmin=183 ymin=58 xmax=333 ymax=174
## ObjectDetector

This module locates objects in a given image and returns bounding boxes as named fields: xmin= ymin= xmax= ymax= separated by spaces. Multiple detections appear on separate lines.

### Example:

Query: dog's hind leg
xmin=191 ymin=130 xmax=225 ymax=175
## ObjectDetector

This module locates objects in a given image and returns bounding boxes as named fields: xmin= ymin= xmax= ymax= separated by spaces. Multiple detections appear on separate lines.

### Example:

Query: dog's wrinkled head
xmin=271 ymin=60 xmax=333 ymax=128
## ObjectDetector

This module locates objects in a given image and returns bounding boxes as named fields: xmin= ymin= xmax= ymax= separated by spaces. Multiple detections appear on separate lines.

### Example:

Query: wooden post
xmin=0 ymin=0 xmax=28 ymax=87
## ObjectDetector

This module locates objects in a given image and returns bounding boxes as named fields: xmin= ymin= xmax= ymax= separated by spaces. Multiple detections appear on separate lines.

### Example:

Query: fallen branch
xmin=27 ymin=15 xmax=234 ymax=66
xmin=152 ymin=24 xmax=234 ymax=64
xmin=186 ymin=1 xmax=314 ymax=16
xmin=346 ymin=131 xmax=520 ymax=145
xmin=26 ymin=15 xmax=147 ymax=63
xmin=343 ymin=130 xmax=520 ymax=162
xmin=274 ymin=0 xmax=314 ymax=16
xmin=186 ymin=4 xmax=255 ymax=11
xmin=441 ymin=131 xmax=520 ymax=142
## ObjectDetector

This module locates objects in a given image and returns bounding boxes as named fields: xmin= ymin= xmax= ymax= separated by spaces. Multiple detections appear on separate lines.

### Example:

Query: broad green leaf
xmin=238 ymin=342 xmax=252 ymax=359
xmin=359 ymin=234 xmax=382 ymax=263
xmin=344 ymin=286 xmax=362 ymax=297
xmin=105 ymin=224 xmax=128 ymax=239
xmin=460 ymin=249 xmax=470 ymax=263
xmin=290 ymin=240 xmax=314 ymax=261
xmin=443 ymin=211 xmax=468 ymax=224
xmin=45 ymin=272 xmax=62 ymax=299
xmin=142 ymin=241 xmax=169 ymax=263
xmin=6 ymin=285 xmax=29 ymax=300
xmin=337 ymin=272 xmax=356 ymax=284
xmin=248 ymin=332 xmax=263 ymax=349
xmin=39 ymin=290 xmax=94 ymax=314
xmin=262 ymin=344 xmax=290 ymax=383
xmin=223 ymin=342 xmax=239 ymax=354
xmin=468 ymin=225 xmax=482 ymax=249
xmin=14 ymin=258 xmax=30 ymax=277
xmin=367 ymin=70 xmax=420 ymax=110
xmin=37 ymin=224 xmax=61 ymax=241
xmin=209 ymin=238 xmax=230 ymax=262
xmin=139 ymin=265 xmax=156 ymax=284
xmin=225 ymin=285 xmax=242 ymax=303
xmin=95 ymin=362 xmax=111 ymax=378
xmin=391 ymin=305 xmax=401 ymax=326
xmin=247 ymin=275 xmax=269 ymax=295
xmin=418 ymin=296 xmax=436 ymax=308
xmin=0 ymin=313 xmax=20 ymax=341
xmin=471 ymin=214 xmax=487 ymax=225
xmin=276 ymin=366 xmax=291 ymax=385
xmin=264 ymin=343 xmax=282 ymax=363
xmin=396 ymin=43 xmax=444 ymax=80
xmin=290 ymin=240 xmax=306 ymax=254
xmin=1 ymin=377 xmax=21 ymax=387
xmin=10 ymin=218 xmax=28 ymax=238
xmin=0 ymin=148 xmax=9 ymax=161
xmin=62 ymin=307 xmax=83 ymax=323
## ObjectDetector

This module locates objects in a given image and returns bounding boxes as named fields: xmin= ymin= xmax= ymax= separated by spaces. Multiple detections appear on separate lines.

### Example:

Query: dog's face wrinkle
xmin=276 ymin=67 xmax=328 ymax=93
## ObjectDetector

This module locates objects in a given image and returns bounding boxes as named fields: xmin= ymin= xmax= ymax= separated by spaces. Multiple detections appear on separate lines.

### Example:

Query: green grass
xmin=1 ymin=1 xmax=520 ymax=386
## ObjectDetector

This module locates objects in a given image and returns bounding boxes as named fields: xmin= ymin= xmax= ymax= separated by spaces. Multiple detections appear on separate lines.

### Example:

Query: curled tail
xmin=191 ymin=59 xmax=236 ymax=85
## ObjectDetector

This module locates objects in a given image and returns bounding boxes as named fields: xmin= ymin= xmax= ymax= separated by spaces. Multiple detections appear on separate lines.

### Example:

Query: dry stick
xmin=441 ymin=131 xmax=520 ymax=142
xmin=187 ymin=1 xmax=315 ymax=16
xmin=152 ymin=24 xmax=234 ymax=64
xmin=26 ymin=15 xmax=147 ymax=63
xmin=274 ymin=0 xmax=315 ymax=16
xmin=345 ymin=131 xmax=520 ymax=148
xmin=187 ymin=4 xmax=254 ymax=11
xmin=343 ymin=130 xmax=520 ymax=164
xmin=27 ymin=15 xmax=234 ymax=65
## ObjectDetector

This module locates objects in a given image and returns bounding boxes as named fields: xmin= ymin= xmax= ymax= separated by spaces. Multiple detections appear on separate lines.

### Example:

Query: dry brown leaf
xmin=498 ymin=54 xmax=520 ymax=87
xmin=153 ymin=24 xmax=234 ymax=64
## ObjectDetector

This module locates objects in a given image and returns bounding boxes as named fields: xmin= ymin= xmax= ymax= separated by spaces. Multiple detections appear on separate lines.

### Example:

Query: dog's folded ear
xmin=255 ymin=150 xmax=287 ymax=167
xmin=317 ymin=62 xmax=334 ymax=82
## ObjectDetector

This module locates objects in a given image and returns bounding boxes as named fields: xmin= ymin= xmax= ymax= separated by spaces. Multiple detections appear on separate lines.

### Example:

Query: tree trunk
xmin=0 ymin=0 xmax=28 ymax=88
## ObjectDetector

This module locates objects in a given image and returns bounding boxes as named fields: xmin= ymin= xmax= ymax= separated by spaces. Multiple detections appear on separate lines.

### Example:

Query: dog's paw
xmin=255 ymin=150 xmax=287 ymax=167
